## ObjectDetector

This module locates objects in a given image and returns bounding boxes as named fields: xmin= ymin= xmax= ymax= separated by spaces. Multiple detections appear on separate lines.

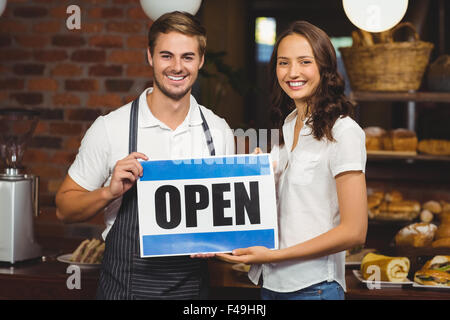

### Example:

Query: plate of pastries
xmin=57 ymin=238 xmax=105 ymax=269
xmin=357 ymin=252 xmax=450 ymax=289
xmin=364 ymin=127 xmax=450 ymax=157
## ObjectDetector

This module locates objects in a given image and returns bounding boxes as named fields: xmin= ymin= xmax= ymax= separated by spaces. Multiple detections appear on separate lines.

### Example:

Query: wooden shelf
xmin=368 ymin=152 xmax=450 ymax=162
xmin=350 ymin=91 xmax=450 ymax=103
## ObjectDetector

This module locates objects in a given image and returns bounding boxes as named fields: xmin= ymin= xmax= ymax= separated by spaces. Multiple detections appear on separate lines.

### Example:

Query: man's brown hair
xmin=148 ymin=11 xmax=207 ymax=57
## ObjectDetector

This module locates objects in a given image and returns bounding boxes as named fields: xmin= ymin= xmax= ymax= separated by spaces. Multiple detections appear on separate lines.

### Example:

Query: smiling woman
xmin=217 ymin=20 xmax=368 ymax=301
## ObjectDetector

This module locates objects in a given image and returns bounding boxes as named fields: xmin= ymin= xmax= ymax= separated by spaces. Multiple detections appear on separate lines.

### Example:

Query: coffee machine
xmin=0 ymin=108 xmax=42 ymax=263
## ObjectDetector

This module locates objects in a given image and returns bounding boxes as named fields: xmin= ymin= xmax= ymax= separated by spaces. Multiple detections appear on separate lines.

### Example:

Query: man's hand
xmin=105 ymin=152 xmax=149 ymax=200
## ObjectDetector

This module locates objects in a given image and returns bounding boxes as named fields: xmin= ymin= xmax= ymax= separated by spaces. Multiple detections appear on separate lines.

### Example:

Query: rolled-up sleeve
xmin=329 ymin=125 xmax=367 ymax=177
xmin=68 ymin=116 xmax=111 ymax=191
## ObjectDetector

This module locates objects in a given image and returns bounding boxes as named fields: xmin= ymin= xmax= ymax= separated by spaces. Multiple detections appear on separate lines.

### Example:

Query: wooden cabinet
xmin=351 ymin=90 xmax=450 ymax=257
xmin=351 ymin=90 xmax=450 ymax=202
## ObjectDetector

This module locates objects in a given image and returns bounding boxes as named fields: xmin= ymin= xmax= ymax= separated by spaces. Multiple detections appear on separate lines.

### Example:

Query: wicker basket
xmin=339 ymin=23 xmax=434 ymax=92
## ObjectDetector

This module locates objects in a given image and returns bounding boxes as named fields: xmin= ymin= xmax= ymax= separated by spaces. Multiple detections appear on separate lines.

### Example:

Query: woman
xmin=217 ymin=21 xmax=368 ymax=300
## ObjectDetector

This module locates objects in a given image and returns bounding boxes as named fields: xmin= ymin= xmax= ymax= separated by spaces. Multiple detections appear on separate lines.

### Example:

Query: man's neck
xmin=146 ymin=89 xmax=191 ymax=130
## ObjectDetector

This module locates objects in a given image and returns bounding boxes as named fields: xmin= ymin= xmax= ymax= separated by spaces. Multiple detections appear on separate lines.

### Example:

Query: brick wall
xmin=0 ymin=0 xmax=153 ymax=225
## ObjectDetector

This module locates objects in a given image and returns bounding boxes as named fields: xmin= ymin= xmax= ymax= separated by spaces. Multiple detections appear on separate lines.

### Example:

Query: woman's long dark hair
xmin=270 ymin=21 xmax=354 ymax=144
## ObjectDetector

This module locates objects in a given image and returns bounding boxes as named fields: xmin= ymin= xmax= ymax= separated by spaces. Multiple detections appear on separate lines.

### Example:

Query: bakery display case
xmin=347 ymin=90 xmax=450 ymax=293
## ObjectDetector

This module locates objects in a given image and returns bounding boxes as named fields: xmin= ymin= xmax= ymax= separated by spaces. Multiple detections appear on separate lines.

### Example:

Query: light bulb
xmin=140 ymin=0 xmax=202 ymax=21
xmin=343 ymin=0 xmax=408 ymax=32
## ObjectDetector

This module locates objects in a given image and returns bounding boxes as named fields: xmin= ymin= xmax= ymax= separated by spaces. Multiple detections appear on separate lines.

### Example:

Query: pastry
xmin=395 ymin=222 xmax=437 ymax=247
xmin=420 ymin=209 xmax=434 ymax=223
xmin=368 ymin=194 xmax=383 ymax=209
xmin=384 ymin=190 xmax=403 ymax=202
xmin=431 ymin=238 xmax=450 ymax=248
xmin=417 ymin=139 xmax=450 ymax=156
xmin=361 ymin=253 xmax=410 ymax=282
xmin=372 ymin=191 xmax=385 ymax=200
xmin=441 ymin=201 xmax=450 ymax=213
xmin=364 ymin=127 xmax=387 ymax=151
xmin=435 ymin=223 xmax=450 ymax=240
xmin=375 ymin=200 xmax=421 ymax=221
xmin=414 ymin=256 xmax=450 ymax=286
xmin=70 ymin=238 xmax=105 ymax=264
xmin=422 ymin=255 xmax=450 ymax=270
xmin=388 ymin=200 xmax=421 ymax=214
xmin=70 ymin=239 xmax=90 ymax=262
xmin=414 ymin=269 xmax=450 ymax=286
xmin=422 ymin=200 xmax=442 ymax=214
xmin=384 ymin=129 xmax=418 ymax=151
xmin=440 ymin=212 xmax=450 ymax=224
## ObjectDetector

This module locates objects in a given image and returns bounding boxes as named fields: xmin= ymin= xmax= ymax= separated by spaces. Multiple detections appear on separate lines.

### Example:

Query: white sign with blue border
xmin=136 ymin=154 xmax=278 ymax=257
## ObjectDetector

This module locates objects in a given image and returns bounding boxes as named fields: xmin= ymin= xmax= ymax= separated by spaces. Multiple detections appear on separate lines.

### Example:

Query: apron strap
xmin=129 ymin=98 xmax=139 ymax=153
xmin=198 ymin=107 xmax=216 ymax=156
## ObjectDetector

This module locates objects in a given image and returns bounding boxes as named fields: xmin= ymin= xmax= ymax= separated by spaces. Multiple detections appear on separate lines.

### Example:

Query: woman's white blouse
xmin=248 ymin=109 xmax=367 ymax=292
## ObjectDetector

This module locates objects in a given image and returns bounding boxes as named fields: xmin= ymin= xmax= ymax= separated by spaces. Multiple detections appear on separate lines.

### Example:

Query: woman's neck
xmin=295 ymin=100 xmax=309 ymax=123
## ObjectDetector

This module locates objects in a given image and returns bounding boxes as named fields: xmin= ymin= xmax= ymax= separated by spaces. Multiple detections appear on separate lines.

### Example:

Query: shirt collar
xmin=283 ymin=108 xmax=311 ymax=130
xmin=282 ymin=109 xmax=312 ymax=152
xmin=138 ymin=87 xmax=203 ymax=128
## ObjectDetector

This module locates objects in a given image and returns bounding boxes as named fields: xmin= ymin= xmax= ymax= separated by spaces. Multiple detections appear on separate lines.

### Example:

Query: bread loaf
xmin=395 ymin=222 xmax=437 ymax=247
xmin=435 ymin=223 xmax=450 ymax=240
xmin=431 ymin=238 xmax=450 ymax=248
xmin=388 ymin=200 xmax=421 ymax=214
xmin=364 ymin=127 xmax=386 ymax=151
xmin=418 ymin=139 xmax=450 ymax=156
xmin=442 ymin=201 xmax=450 ymax=213
xmin=385 ymin=190 xmax=403 ymax=202
xmin=423 ymin=200 xmax=442 ymax=214
xmin=420 ymin=209 xmax=434 ymax=223
xmin=390 ymin=129 xmax=418 ymax=151
xmin=440 ymin=212 xmax=450 ymax=224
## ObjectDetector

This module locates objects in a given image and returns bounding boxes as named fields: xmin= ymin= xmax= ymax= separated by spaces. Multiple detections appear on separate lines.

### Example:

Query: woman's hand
xmin=216 ymin=246 xmax=275 ymax=265
xmin=190 ymin=253 xmax=216 ymax=259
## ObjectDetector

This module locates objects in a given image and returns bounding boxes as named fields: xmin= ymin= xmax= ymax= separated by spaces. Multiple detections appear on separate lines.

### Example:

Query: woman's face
xmin=276 ymin=34 xmax=320 ymax=107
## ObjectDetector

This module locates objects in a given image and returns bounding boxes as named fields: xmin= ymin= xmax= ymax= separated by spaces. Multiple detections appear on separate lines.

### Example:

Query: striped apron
xmin=97 ymin=98 xmax=216 ymax=299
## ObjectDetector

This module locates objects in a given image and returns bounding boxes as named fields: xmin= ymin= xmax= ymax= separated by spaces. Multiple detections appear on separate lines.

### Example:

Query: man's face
xmin=148 ymin=31 xmax=204 ymax=101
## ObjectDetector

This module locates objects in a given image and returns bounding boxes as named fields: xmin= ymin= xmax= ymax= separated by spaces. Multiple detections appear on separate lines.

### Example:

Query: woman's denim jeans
xmin=261 ymin=280 xmax=345 ymax=300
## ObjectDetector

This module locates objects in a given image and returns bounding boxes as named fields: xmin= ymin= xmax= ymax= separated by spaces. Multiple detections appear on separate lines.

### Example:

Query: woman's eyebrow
xmin=277 ymin=55 xmax=314 ymax=59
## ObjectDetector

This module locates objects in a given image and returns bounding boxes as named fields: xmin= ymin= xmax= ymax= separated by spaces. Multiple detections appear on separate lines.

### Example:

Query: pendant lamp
xmin=140 ymin=0 xmax=202 ymax=21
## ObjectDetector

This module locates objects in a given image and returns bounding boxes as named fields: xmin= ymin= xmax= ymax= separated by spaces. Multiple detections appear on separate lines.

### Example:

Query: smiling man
xmin=55 ymin=11 xmax=235 ymax=300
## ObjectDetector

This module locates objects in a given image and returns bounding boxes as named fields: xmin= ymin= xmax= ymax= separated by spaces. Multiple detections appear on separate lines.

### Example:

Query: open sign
xmin=137 ymin=154 xmax=278 ymax=257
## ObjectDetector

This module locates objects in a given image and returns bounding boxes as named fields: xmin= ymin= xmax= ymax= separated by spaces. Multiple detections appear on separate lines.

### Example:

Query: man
xmin=55 ymin=11 xmax=235 ymax=299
